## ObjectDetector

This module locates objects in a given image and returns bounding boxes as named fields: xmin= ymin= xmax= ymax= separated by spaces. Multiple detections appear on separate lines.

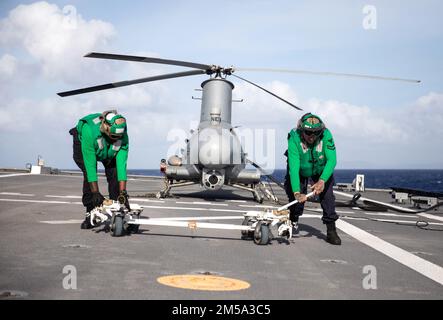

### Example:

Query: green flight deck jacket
xmin=76 ymin=113 xmax=129 ymax=183
xmin=287 ymin=128 xmax=337 ymax=193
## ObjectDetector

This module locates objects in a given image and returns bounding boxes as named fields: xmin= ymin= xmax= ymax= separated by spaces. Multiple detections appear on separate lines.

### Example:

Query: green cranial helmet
xmin=298 ymin=113 xmax=325 ymax=135
xmin=104 ymin=111 xmax=127 ymax=139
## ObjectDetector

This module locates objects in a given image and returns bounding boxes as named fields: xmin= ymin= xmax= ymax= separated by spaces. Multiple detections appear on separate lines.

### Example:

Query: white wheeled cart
xmin=90 ymin=193 xmax=314 ymax=245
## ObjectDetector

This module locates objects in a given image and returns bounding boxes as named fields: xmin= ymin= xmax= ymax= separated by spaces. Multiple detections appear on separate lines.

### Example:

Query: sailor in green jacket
xmin=69 ymin=110 xmax=130 ymax=229
xmin=284 ymin=113 xmax=341 ymax=245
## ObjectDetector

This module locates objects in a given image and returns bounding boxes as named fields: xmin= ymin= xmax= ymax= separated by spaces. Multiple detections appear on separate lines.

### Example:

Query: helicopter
xmin=58 ymin=52 xmax=420 ymax=202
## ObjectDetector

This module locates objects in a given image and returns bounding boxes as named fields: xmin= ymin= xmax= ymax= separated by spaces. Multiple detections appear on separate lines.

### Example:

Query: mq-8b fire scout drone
xmin=58 ymin=53 xmax=420 ymax=202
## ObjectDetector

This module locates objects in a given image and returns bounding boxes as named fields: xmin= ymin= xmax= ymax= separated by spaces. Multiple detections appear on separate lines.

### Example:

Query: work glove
xmin=118 ymin=190 xmax=130 ymax=210
xmin=294 ymin=192 xmax=307 ymax=204
xmin=91 ymin=191 xmax=105 ymax=208
xmin=311 ymin=179 xmax=325 ymax=195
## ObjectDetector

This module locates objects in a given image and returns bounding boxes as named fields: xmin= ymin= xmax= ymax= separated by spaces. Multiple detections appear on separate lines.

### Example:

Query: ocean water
xmin=126 ymin=169 xmax=443 ymax=193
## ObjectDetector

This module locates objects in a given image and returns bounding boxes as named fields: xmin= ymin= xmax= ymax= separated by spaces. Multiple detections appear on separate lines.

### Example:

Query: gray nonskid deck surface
xmin=0 ymin=174 xmax=442 ymax=299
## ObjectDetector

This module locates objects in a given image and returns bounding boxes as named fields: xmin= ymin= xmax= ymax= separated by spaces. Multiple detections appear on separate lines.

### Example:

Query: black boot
xmin=326 ymin=222 xmax=341 ymax=245
xmin=291 ymin=216 xmax=299 ymax=237
xmin=80 ymin=214 xmax=93 ymax=229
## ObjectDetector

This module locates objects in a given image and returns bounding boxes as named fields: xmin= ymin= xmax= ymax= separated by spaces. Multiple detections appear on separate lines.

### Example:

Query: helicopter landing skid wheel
xmin=253 ymin=221 xmax=270 ymax=245
xmin=111 ymin=214 xmax=126 ymax=237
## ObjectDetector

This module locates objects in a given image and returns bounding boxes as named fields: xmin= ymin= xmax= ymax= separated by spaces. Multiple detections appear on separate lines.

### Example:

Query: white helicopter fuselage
xmin=164 ymin=78 xmax=261 ymax=190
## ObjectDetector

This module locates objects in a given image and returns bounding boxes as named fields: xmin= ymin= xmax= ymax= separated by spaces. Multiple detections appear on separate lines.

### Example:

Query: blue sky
xmin=0 ymin=0 xmax=442 ymax=170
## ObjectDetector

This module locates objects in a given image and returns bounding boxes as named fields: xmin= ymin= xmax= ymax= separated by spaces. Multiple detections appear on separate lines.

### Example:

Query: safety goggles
xmin=109 ymin=133 xmax=123 ymax=140
xmin=303 ymin=129 xmax=322 ymax=136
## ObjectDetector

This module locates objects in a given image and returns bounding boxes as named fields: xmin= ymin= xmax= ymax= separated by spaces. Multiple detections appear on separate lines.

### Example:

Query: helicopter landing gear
xmin=156 ymin=177 xmax=172 ymax=199
xmin=253 ymin=189 xmax=264 ymax=204
xmin=229 ymin=183 xmax=264 ymax=203
xmin=157 ymin=179 xmax=199 ymax=199
xmin=156 ymin=190 xmax=169 ymax=199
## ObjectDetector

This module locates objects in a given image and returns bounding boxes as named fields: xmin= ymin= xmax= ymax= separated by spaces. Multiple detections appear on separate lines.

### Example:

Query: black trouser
xmin=70 ymin=128 xmax=119 ymax=212
xmin=284 ymin=167 xmax=338 ymax=224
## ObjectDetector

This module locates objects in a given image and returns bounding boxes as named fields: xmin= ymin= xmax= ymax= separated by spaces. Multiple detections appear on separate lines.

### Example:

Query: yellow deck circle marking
xmin=157 ymin=275 xmax=250 ymax=291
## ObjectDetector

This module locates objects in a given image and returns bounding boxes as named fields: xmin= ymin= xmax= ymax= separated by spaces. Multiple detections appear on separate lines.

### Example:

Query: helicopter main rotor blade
xmin=85 ymin=52 xmax=212 ymax=71
xmin=232 ymin=74 xmax=303 ymax=111
xmin=235 ymin=67 xmax=421 ymax=83
xmin=57 ymin=69 xmax=206 ymax=97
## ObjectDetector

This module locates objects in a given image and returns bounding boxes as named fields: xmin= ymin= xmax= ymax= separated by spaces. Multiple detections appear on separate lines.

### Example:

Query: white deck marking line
xmin=227 ymin=200 xmax=247 ymax=203
xmin=140 ymin=205 xmax=247 ymax=213
xmin=308 ymin=208 xmax=355 ymax=214
xmin=340 ymin=216 xmax=369 ymax=221
xmin=193 ymin=201 xmax=229 ymax=206
xmin=238 ymin=205 xmax=279 ymax=209
xmin=148 ymin=214 xmax=322 ymax=221
xmin=45 ymin=195 xmax=82 ymax=199
xmin=39 ymin=214 xmax=322 ymax=225
xmin=306 ymin=208 xmax=443 ymax=225
xmin=308 ymin=207 xmax=417 ymax=218
xmin=340 ymin=216 xmax=436 ymax=224
xmin=40 ymin=219 xmax=83 ymax=224
xmin=0 ymin=173 xmax=29 ymax=178
xmin=362 ymin=212 xmax=419 ymax=218
xmin=0 ymin=192 xmax=35 ymax=196
xmin=418 ymin=213 xmax=443 ymax=223
xmin=131 ymin=198 xmax=165 ymax=203
xmin=350 ymin=217 xmax=443 ymax=226
xmin=0 ymin=198 xmax=244 ymax=212
xmin=148 ymin=216 xmax=244 ymax=221
xmin=175 ymin=201 xmax=228 ymax=206
xmin=336 ymin=219 xmax=443 ymax=286
xmin=40 ymin=174 xmax=83 ymax=178
xmin=0 ymin=198 xmax=82 ymax=204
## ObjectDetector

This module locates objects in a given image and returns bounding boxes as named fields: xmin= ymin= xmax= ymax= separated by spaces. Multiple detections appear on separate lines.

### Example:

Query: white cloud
xmin=0 ymin=54 xmax=17 ymax=78
xmin=227 ymin=79 xmax=443 ymax=168
xmin=0 ymin=1 xmax=115 ymax=83
xmin=232 ymin=79 xmax=407 ymax=142
xmin=306 ymin=98 xmax=408 ymax=143
xmin=406 ymin=92 xmax=443 ymax=141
